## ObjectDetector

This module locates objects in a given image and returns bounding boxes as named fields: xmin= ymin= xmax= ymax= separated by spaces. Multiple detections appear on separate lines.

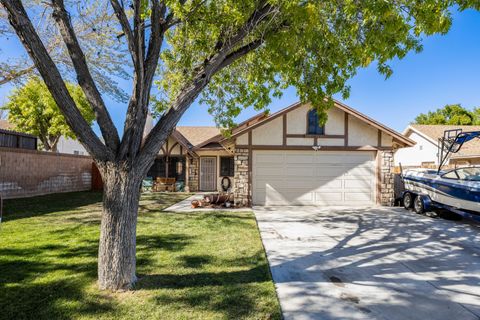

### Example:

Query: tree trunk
xmin=98 ymin=163 xmax=142 ymax=290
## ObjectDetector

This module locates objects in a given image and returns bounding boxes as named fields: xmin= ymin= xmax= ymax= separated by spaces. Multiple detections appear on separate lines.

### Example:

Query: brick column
xmin=379 ymin=150 xmax=394 ymax=206
xmin=234 ymin=148 xmax=249 ymax=207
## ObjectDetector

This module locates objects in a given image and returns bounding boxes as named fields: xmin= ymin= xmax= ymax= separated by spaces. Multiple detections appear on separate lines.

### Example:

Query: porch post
xmin=185 ymin=156 xmax=190 ymax=192
xmin=165 ymin=156 xmax=169 ymax=178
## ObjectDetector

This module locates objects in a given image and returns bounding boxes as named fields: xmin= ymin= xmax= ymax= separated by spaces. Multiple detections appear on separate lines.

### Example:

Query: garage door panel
xmin=255 ymin=167 xmax=284 ymax=176
xmin=346 ymin=166 xmax=375 ymax=177
xmin=285 ymin=154 xmax=314 ymax=164
xmin=314 ymin=192 xmax=343 ymax=202
xmin=254 ymin=180 xmax=284 ymax=190
xmin=255 ymin=154 xmax=284 ymax=164
xmin=314 ymin=166 xmax=347 ymax=177
xmin=344 ymin=179 xmax=372 ymax=189
xmin=253 ymin=150 xmax=375 ymax=206
xmin=345 ymin=191 xmax=373 ymax=201
xmin=286 ymin=166 xmax=316 ymax=176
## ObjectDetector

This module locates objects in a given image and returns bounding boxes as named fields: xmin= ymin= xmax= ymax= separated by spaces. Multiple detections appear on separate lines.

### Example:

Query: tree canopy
xmin=155 ymin=1 xmax=480 ymax=128
xmin=2 ymin=76 xmax=94 ymax=151
xmin=414 ymin=104 xmax=480 ymax=125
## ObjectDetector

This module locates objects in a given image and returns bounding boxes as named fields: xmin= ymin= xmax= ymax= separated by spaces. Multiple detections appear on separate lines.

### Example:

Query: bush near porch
xmin=0 ymin=192 xmax=281 ymax=320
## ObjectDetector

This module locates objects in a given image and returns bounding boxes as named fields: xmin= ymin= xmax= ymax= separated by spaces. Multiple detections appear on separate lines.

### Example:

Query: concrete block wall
xmin=0 ymin=147 xmax=92 ymax=199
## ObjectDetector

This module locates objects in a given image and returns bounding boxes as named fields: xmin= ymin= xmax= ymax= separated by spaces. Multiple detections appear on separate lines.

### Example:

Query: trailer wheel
xmin=403 ymin=192 xmax=413 ymax=210
xmin=414 ymin=196 xmax=425 ymax=214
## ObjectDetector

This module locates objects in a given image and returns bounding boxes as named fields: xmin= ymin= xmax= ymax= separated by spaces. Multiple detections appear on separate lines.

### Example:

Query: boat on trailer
xmin=401 ymin=129 xmax=480 ymax=219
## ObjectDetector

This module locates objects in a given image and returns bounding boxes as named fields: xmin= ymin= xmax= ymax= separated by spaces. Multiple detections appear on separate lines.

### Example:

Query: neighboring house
xmin=55 ymin=136 xmax=88 ymax=155
xmin=0 ymin=119 xmax=37 ymax=150
xmin=0 ymin=119 xmax=87 ymax=155
xmin=395 ymin=125 xmax=480 ymax=166
xmin=148 ymin=101 xmax=414 ymax=207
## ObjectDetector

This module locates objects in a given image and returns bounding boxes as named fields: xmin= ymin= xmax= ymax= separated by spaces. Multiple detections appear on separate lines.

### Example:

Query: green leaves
xmin=414 ymin=104 xmax=478 ymax=125
xmin=154 ymin=0 xmax=472 ymax=129
xmin=2 ymin=76 xmax=95 ymax=151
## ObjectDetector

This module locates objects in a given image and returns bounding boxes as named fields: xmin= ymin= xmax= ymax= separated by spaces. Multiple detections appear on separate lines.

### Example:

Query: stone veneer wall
xmin=187 ymin=157 xmax=199 ymax=192
xmin=233 ymin=148 xmax=249 ymax=207
xmin=379 ymin=150 xmax=394 ymax=206
xmin=0 ymin=147 xmax=92 ymax=199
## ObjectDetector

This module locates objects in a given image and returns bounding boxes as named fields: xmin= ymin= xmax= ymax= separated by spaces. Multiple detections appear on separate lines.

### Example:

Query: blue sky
xmin=1 ymin=8 xmax=479 ymax=134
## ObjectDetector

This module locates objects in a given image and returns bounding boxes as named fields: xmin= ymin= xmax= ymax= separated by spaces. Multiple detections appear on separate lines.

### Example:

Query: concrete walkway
xmin=164 ymin=193 xmax=252 ymax=212
xmin=254 ymin=206 xmax=480 ymax=320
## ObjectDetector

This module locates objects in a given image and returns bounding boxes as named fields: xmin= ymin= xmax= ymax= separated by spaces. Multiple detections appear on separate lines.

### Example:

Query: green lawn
xmin=0 ymin=192 xmax=281 ymax=320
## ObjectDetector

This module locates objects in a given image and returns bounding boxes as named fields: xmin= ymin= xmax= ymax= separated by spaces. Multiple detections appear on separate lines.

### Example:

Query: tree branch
xmin=136 ymin=2 xmax=278 ymax=171
xmin=51 ymin=0 xmax=120 ymax=154
xmin=1 ymin=0 xmax=108 ymax=160
xmin=117 ymin=0 xmax=167 ymax=162
xmin=110 ymin=0 xmax=136 ymax=65
xmin=0 ymin=65 xmax=36 ymax=85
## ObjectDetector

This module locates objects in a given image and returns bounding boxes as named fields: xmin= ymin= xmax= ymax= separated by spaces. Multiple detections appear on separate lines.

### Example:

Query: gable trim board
xmin=224 ymin=100 xmax=414 ymax=148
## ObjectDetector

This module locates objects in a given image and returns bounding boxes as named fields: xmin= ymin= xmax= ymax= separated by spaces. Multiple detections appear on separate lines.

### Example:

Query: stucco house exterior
xmin=149 ymin=101 xmax=414 ymax=207
xmin=395 ymin=125 xmax=480 ymax=167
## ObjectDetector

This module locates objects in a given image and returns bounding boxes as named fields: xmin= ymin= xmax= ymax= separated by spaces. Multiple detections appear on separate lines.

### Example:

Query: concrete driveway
xmin=254 ymin=206 xmax=480 ymax=320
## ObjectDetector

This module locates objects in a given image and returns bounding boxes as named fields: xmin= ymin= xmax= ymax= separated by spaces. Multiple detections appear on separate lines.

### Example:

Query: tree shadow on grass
xmin=0 ymin=277 xmax=115 ymax=320
xmin=136 ymin=249 xmax=279 ymax=319
xmin=2 ymin=191 xmax=103 ymax=222
xmin=0 ymin=232 xmax=196 ymax=320
xmin=0 ymin=238 xmax=108 ymax=320
xmin=137 ymin=264 xmax=271 ymax=289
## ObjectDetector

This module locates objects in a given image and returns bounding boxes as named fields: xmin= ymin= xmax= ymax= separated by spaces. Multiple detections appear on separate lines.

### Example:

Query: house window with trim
xmin=307 ymin=109 xmax=325 ymax=135
xmin=220 ymin=157 xmax=234 ymax=176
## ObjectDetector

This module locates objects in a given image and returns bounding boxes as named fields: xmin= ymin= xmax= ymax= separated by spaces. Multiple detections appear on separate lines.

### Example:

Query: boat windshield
xmin=442 ymin=167 xmax=480 ymax=181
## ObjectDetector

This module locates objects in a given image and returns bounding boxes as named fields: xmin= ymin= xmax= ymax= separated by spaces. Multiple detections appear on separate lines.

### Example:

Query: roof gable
xmin=174 ymin=126 xmax=220 ymax=147
xmin=225 ymin=100 xmax=414 ymax=147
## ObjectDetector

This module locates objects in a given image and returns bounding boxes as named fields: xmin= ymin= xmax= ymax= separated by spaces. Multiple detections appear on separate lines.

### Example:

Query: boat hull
xmin=403 ymin=173 xmax=480 ymax=214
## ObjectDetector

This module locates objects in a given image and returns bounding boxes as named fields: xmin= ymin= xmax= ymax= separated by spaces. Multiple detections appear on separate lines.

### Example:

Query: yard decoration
xmin=1 ymin=0 xmax=478 ymax=291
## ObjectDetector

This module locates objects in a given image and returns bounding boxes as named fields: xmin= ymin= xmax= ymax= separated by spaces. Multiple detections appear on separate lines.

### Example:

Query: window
xmin=442 ymin=170 xmax=459 ymax=180
xmin=307 ymin=109 xmax=325 ymax=135
xmin=220 ymin=157 xmax=234 ymax=176
xmin=456 ymin=167 xmax=480 ymax=181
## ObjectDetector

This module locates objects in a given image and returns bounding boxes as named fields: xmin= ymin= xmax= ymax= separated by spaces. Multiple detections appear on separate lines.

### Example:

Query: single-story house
xmin=148 ymin=101 xmax=414 ymax=207
xmin=395 ymin=125 xmax=480 ymax=167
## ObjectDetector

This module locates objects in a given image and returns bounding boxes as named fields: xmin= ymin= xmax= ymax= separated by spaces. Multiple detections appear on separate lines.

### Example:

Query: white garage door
xmin=252 ymin=150 xmax=376 ymax=206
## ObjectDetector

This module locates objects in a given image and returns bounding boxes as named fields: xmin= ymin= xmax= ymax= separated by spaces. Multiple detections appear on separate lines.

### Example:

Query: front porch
xmin=146 ymin=135 xmax=235 ymax=194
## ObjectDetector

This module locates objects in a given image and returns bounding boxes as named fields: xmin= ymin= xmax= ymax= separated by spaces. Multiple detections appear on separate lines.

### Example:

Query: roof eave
xmin=223 ymin=100 xmax=415 ymax=147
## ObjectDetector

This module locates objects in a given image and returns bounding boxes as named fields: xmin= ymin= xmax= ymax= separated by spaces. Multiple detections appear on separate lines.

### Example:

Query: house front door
xmin=200 ymin=157 xmax=217 ymax=191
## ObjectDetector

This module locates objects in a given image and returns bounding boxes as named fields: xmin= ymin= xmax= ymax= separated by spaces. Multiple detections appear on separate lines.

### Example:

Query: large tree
xmin=1 ymin=0 xmax=477 ymax=291
xmin=414 ymin=104 xmax=477 ymax=125
xmin=2 ymin=76 xmax=94 ymax=151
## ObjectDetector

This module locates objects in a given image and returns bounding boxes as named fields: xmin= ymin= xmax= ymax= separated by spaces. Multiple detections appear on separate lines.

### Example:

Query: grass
xmin=0 ymin=192 xmax=281 ymax=320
